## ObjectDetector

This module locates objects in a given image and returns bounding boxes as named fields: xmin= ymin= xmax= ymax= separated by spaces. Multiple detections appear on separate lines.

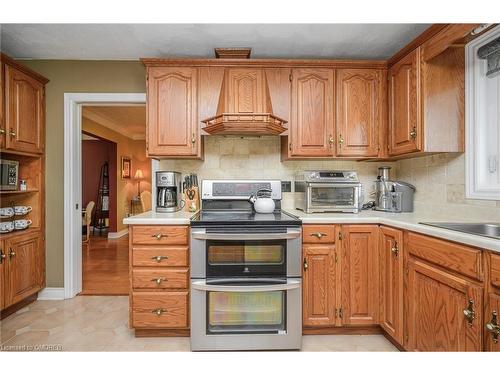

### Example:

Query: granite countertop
xmin=124 ymin=209 xmax=500 ymax=253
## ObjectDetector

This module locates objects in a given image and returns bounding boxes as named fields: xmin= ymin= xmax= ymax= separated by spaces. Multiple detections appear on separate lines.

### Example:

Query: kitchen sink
xmin=420 ymin=222 xmax=500 ymax=240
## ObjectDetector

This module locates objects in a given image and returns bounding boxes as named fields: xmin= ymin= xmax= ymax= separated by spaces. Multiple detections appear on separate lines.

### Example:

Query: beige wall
xmin=83 ymin=118 xmax=151 ymax=232
xmin=21 ymin=60 xmax=146 ymax=287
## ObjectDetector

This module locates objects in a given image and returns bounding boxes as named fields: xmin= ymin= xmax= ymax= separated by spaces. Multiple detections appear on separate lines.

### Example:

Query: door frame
xmin=63 ymin=93 xmax=146 ymax=299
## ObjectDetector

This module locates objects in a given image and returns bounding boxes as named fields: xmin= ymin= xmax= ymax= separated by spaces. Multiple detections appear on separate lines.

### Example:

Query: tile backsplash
xmin=158 ymin=136 xmax=500 ymax=219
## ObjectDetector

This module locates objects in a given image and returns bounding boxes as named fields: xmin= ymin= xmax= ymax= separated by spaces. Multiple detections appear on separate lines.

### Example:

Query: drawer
xmin=303 ymin=225 xmax=336 ymax=244
xmin=490 ymin=253 xmax=500 ymax=289
xmin=407 ymin=232 xmax=483 ymax=280
xmin=132 ymin=291 xmax=188 ymax=328
xmin=132 ymin=268 xmax=189 ymax=290
xmin=132 ymin=225 xmax=188 ymax=245
xmin=132 ymin=247 xmax=188 ymax=267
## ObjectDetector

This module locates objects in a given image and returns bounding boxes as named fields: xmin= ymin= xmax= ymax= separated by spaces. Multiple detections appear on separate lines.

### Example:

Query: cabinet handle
xmin=486 ymin=311 xmax=499 ymax=344
xmin=0 ymin=249 xmax=5 ymax=264
xmin=0 ymin=129 xmax=5 ymax=135
xmin=328 ymin=135 xmax=334 ymax=147
xmin=191 ymin=133 xmax=196 ymax=145
xmin=151 ymin=255 xmax=168 ymax=263
xmin=152 ymin=233 xmax=168 ymax=240
xmin=339 ymin=134 xmax=344 ymax=147
xmin=303 ymin=258 xmax=308 ymax=271
xmin=152 ymin=308 xmax=167 ymax=316
xmin=310 ymin=232 xmax=327 ymax=239
xmin=409 ymin=127 xmax=417 ymax=140
xmin=463 ymin=299 xmax=476 ymax=325
xmin=9 ymin=129 xmax=16 ymax=137
xmin=391 ymin=242 xmax=399 ymax=256
xmin=8 ymin=248 xmax=15 ymax=259
xmin=151 ymin=277 xmax=168 ymax=285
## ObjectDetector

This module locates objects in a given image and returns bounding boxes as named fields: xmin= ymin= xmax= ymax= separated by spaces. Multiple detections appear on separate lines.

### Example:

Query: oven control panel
xmin=201 ymin=180 xmax=282 ymax=200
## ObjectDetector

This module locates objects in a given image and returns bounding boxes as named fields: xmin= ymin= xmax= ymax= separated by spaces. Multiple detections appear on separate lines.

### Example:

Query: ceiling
xmin=82 ymin=105 xmax=146 ymax=140
xmin=0 ymin=24 xmax=430 ymax=60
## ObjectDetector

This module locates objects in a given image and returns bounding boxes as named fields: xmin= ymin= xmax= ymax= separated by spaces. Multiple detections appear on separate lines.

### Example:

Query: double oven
xmin=190 ymin=180 xmax=302 ymax=351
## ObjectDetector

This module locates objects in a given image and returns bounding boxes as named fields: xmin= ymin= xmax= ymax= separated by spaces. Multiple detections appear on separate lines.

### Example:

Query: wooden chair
xmin=140 ymin=191 xmax=152 ymax=212
xmin=82 ymin=201 xmax=95 ymax=247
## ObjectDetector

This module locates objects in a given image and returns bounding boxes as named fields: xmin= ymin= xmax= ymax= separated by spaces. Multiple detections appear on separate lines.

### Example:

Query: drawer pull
xmin=391 ymin=242 xmax=399 ymax=256
xmin=463 ymin=299 xmax=476 ymax=325
xmin=303 ymin=258 xmax=308 ymax=271
xmin=486 ymin=311 xmax=499 ymax=344
xmin=9 ymin=129 xmax=16 ymax=137
xmin=152 ymin=233 xmax=168 ymax=240
xmin=152 ymin=308 xmax=167 ymax=316
xmin=151 ymin=277 xmax=168 ymax=285
xmin=151 ymin=255 xmax=168 ymax=263
xmin=310 ymin=232 xmax=327 ymax=239
xmin=9 ymin=248 xmax=15 ymax=259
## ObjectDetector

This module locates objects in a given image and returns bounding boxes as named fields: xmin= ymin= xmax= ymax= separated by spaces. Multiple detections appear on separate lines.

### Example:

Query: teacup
xmin=0 ymin=207 xmax=15 ymax=218
xmin=14 ymin=219 xmax=32 ymax=230
xmin=14 ymin=205 xmax=32 ymax=215
xmin=0 ymin=221 xmax=14 ymax=233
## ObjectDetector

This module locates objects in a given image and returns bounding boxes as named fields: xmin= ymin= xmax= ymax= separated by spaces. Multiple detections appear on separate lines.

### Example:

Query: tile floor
xmin=0 ymin=296 xmax=397 ymax=352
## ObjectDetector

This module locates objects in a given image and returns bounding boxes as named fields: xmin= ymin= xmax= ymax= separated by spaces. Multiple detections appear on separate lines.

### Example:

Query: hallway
xmin=81 ymin=235 xmax=129 ymax=295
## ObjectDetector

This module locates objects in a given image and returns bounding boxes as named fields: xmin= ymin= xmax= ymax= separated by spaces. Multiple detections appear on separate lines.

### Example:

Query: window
xmin=466 ymin=25 xmax=500 ymax=200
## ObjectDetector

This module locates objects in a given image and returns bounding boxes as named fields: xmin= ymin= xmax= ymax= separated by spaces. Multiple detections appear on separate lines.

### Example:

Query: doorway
xmin=63 ymin=93 xmax=149 ymax=299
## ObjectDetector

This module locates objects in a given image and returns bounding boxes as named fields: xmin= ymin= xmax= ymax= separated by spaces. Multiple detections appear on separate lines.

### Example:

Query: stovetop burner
xmin=190 ymin=209 xmax=301 ymax=227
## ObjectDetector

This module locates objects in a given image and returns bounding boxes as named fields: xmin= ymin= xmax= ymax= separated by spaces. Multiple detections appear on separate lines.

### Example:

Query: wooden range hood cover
xmin=202 ymin=51 xmax=287 ymax=135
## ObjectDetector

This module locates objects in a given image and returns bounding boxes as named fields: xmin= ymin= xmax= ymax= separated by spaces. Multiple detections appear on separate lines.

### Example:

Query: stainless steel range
xmin=190 ymin=180 xmax=302 ymax=351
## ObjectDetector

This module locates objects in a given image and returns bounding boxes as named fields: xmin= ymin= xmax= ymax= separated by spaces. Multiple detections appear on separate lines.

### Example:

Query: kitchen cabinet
xmin=406 ymin=257 xmax=483 ymax=351
xmin=388 ymin=48 xmax=421 ymax=156
xmin=485 ymin=253 xmax=500 ymax=351
xmin=3 ymin=61 xmax=45 ymax=155
xmin=336 ymin=69 xmax=383 ymax=157
xmin=0 ymin=60 xmax=5 ymax=150
xmin=341 ymin=225 xmax=379 ymax=326
xmin=289 ymin=68 xmax=335 ymax=157
xmin=0 ymin=239 xmax=5 ymax=310
xmin=302 ymin=244 xmax=338 ymax=327
xmin=4 ymin=231 xmax=43 ymax=308
xmin=379 ymin=226 xmax=404 ymax=345
xmin=146 ymin=67 xmax=201 ymax=158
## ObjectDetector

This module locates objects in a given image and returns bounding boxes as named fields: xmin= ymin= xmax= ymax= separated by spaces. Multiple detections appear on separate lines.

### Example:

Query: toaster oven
xmin=294 ymin=171 xmax=363 ymax=213
xmin=0 ymin=159 xmax=19 ymax=191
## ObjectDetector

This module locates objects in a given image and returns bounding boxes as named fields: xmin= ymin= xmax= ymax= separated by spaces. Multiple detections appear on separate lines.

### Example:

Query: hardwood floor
xmin=81 ymin=234 xmax=129 ymax=295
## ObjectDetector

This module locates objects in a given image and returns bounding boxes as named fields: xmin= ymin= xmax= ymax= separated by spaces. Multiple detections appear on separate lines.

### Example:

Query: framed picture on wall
xmin=121 ymin=156 xmax=131 ymax=179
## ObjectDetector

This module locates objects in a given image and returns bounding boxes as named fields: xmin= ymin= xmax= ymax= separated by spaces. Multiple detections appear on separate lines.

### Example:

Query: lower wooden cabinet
xmin=379 ymin=226 xmax=404 ymax=345
xmin=341 ymin=225 xmax=379 ymax=326
xmin=485 ymin=293 xmax=500 ymax=351
xmin=302 ymin=244 xmax=338 ymax=327
xmin=406 ymin=257 xmax=483 ymax=351
xmin=1 ymin=231 xmax=43 ymax=309
xmin=132 ymin=291 xmax=189 ymax=329
xmin=0 ymin=240 xmax=5 ymax=310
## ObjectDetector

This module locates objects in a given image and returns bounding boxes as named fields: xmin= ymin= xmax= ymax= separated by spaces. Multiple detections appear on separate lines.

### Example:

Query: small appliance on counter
xmin=0 ymin=159 xmax=19 ymax=191
xmin=155 ymin=171 xmax=183 ymax=212
xmin=374 ymin=166 xmax=416 ymax=212
xmin=294 ymin=170 xmax=363 ymax=213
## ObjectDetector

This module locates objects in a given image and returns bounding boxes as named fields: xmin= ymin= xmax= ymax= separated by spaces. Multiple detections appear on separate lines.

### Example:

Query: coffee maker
xmin=156 ymin=171 xmax=183 ymax=212
xmin=374 ymin=167 xmax=416 ymax=212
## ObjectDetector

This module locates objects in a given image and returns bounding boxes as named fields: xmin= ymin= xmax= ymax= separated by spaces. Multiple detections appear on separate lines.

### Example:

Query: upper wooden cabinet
xmin=341 ymin=225 xmax=379 ymax=326
xmin=379 ymin=226 xmax=404 ymax=345
xmin=336 ymin=69 xmax=383 ymax=157
xmin=289 ymin=68 xmax=335 ymax=157
xmin=388 ymin=49 xmax=421 ymax=156
xmin=146 ymin=67 xmax=201 ymax=158
xmin=3 ymin=63 xmax=45 ymax=155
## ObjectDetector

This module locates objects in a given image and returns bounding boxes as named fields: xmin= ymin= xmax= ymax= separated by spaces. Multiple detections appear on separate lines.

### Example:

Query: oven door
xmin=190 ymin=278 xmax=301 ymax=351
xmin=190 ymin=227 xmax=302 ymax=278
xmin=307 ymin=183 xmax=360 ymax=211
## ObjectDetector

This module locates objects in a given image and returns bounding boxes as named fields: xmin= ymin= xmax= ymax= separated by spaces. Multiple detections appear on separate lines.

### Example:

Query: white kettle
xmin=249 ymin=189 xmax=275 ymax=214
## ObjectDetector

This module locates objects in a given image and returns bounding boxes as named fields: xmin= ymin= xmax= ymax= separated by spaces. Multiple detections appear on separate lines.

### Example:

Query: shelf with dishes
xmin=0 ymin=205 xmax=34 ymax=233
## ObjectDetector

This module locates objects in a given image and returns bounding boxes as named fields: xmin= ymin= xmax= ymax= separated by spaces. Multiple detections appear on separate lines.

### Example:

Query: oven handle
xmin=191 ymin=279 xmax=301 ymax=292
xmin=191 ymin=231 xmax=301 ymax=241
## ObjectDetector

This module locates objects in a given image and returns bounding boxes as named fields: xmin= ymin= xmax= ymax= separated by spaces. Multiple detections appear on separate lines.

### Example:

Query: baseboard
xmin=108 ymin=228 xmax=129 ymax=239
xmin=37 ymin=287 xmax=65 ymax=300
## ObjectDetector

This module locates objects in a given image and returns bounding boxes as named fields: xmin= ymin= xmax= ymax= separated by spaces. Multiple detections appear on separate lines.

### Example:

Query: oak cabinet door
xmin=303 ymin=244 xmax=337 ymax=327
xmin=341 ymin=225 xmax=379 ymax=325
xmin=5 ymin=232 xmax=41 ymax=307
xmin=0 ymin=62 xmax=5 ymax=150
xmin=485 ymin=293 xmax=500 ymax=351
xmin=147 ymin=67 xmax=200 ymax=158
xmin=5 ymin=64 xmax=44 ymax=154
xmin=0 ymin=240 xmax=5 ymax=310
xmin=379 ymin=226 xmax=404 ymax=345
xmin=406 ymin=258 xmax=483 ymax=351
xmin=336 ymin=69 xmax=381 ymax=157
xmin=388 ymin=48 xmax=421 ymax=156
xmin=290 ymin=68 xmax=334 ymax=157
